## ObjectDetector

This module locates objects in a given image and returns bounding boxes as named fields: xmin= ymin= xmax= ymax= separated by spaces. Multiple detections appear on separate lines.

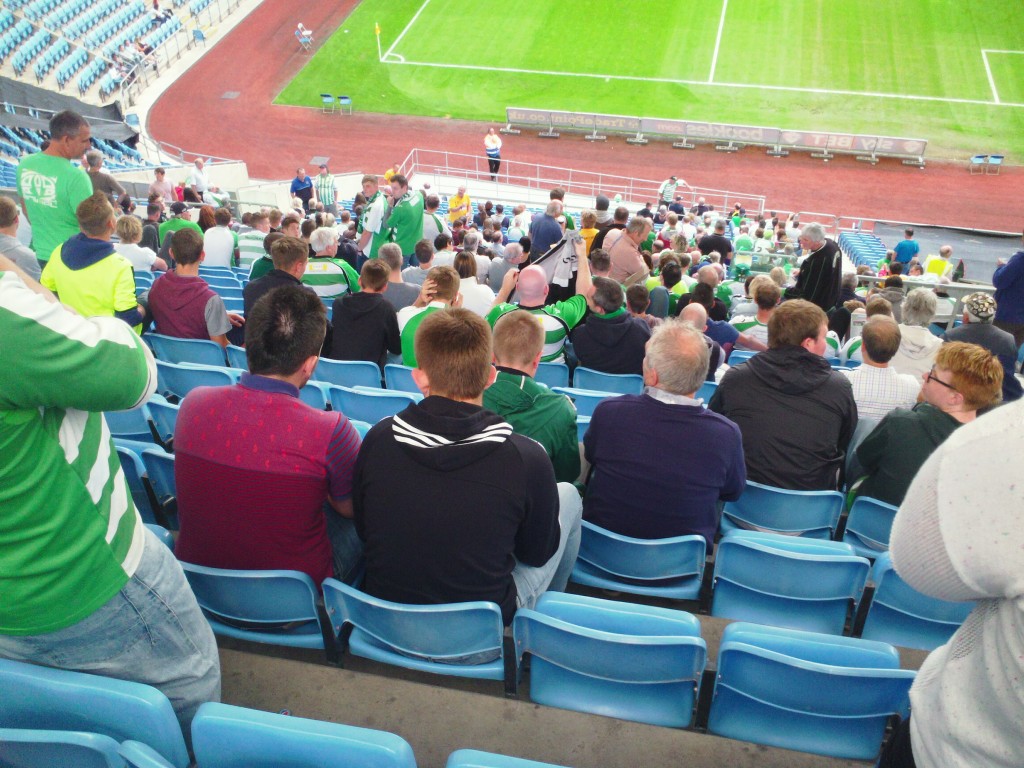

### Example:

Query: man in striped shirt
xmin=0 ymin=256 xmax=220 ymax=737
xmin=313 ymin=164 xmax=338 ymax=215
xmin=239 ymin=210 xmax=272 ymax=274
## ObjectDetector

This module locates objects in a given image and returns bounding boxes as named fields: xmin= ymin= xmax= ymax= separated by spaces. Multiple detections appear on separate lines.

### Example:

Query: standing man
xmin=17 ymin=110 xmax=93 ymax=268
xmin=447 ymin=185 xmax=471 ymax=225
xmin=421 ymin=194 xmax=450 ymax=245
xmin=188 ymin=158 xmax=211 ymax=202
xmin=657 ymin=175 xmax=680 ymax=207
xmin=313 ymin=164 xmax=337 ymax=215
xmin=698 ymin=219 xmax=734 ymax=265
xmin=84 ymin=150 xmax=126 ymax=202
xmin=290 ymin=167 xmax=314 ymax=213
xmin=607 ymin=216 xmax=652 ymax=283
xmin=484 ymin=128 xmax=502 ymax=181
xmin=356 ymin=174 xmax=389 ymax=267
xmin=893 ymin=228 xmax=920 ymax=265
xmin=992 ymin=227 xmax=1024 ymax=349
xmin=386 ymin=174 xmax=424 ymax=267
xmin=148 ymin=166 xmax=175 ymax=204
xmin=789 ymin=222 xmax=842 ymax=312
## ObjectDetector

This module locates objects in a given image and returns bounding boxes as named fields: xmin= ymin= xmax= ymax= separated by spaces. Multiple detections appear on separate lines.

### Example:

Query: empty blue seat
xmin=104 ymin=402 xmax=154 ymax=443
xmin=447 ymin=749 xmax=570 ymax=768
xmin=299 ymin=382 xmax=329 ymax=410
xmin=721 ymin=479 xmax=844 ymax=539
xmin=711 ymin=530 xmax=870 ymax=635
xmin=859 ymin=553 xmax=974 ymax=651
xmin=313 ymin=358 xmax=382 ymax=389
xmin=146 ymin=398 xmax=179 ymax=451
xmin=328 ymin=386 xmax=419 ymax=424
xmin=726 ymin=349 xmax=757 ymax=365
xmin=179 ymin=563 xmax=333 ymax=654
xmin=0 ymin=727 xmax=124 ymax=768
xmin=191 ymin=702 xmax=417 ymax=768
xmin=549 ymin=387 xmax=622 ymax=418
xmin=140 ymin=447 xmax=176 ymax=527
xmin=383 ymin=363 xmax=419 ymax=393
xmin=322 ymin=579 xmax=509 ymax=686
xmin=147 ymin=335 xmax=228 ymax=366
xmin=513 ymin=592 xmax=706 ymax=727
xmin=0 ymin=658 xmax=189 ymax=768
xmin=706 ymin=622 xmax=915 ymax=760
xmin=115 ymin=444 xmax=163 ymax=526
xmin=156 ymin=360 xmax=237 ymax=400
xmin=533 ymin=362 xmax=569 ymax=389
xmin=841 ymin=496 xmax=899 ymax=558
xmin=696 ymin=380 xmax=717 ymax=403
xmin=572 ymin=367 xmax=643 ymax=395
xmin=570 ymin=521 xmax=705 ymax=600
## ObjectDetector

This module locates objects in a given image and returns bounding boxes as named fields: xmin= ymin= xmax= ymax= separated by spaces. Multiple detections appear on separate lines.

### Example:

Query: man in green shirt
xmin=486 ymin=238 xmax=592 ymax=363
xmin=158 ymin=201 xmax=203 ymax=247
xmin=396 ymin=266 xmax=461 ymax=367
xmin=0 ymin=255 xmax=220 ymax=737
xmin=356 ymin=174 xmax=389 ymax=267
xmin=387 ymin=174 xmax=424 ymax=267
xmin=17 ymin=110 xmax=94 ymax=267
xmin=313 ymin=164 xmax=337 ymax=215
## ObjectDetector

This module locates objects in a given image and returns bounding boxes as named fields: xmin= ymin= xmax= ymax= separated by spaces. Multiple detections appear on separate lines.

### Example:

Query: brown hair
xmin=360 ymin=258 xmax=390 ymax=291
xmin=415 ymin=308 xmax=493 ymax=399
xmin=425 ymin=266 xmax=460 ymax=303
xmin=492 ymin=310 xmax=544 ymax=368
xmin=269 ymin=235 xmax=308 ymax=271
xmin=76 ymin=193 xmax=114 ymax=237
xmin=453 ymin=250 xmax=477 ymax=280
xmin=767 ymin=299 xmax=826 ymax=348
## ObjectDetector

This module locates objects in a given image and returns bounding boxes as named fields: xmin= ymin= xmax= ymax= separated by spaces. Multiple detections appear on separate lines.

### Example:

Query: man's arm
xmin=736 ymin=332 xmax=767 ymax=352
xmin=326 ymin=417 xmax=361 ymax=519
xmin=491 ymin=267 xmax=518 ymax=309
xmin=328 ymin=496 xmax=354 ymax=519
xmin=573 ymin=235 xmax=593 ymax=298
xmin=204 ymin=295 xmax=233 ymax=347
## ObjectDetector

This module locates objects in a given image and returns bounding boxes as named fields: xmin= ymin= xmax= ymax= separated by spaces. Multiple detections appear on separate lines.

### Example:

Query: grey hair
xmin=627 ymin=216 xmax=650 ymax=235
xmin=84 ymin=149 xmax=103 ymax=168
xmin=545 ymin=200 xmax=562 ymax=216
xmin=378 ymin=242 xmax=403 ymax=270
xmin=801 ymin=222 xmax=826 ymax=246
xmin=902 ymin=288 xmax=937 ymax=326
xmin=644 ymin=321 xmax=710 ymax=396
xmin=841 ymin=273 xmax=858 ymax=291
xmin=309 ymin=226 xmax=339 ymax=252
xmin=503 ymin=243 xmax=523 ymax=262
xmin=462 ymin=231 xmax=481 ymax=253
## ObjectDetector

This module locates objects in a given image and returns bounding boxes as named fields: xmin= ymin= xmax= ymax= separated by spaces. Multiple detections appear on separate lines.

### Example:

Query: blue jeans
xmin=0 ymin=526 xmax=221 ymax=746
xmin=325 ymin=507 xmax=363 ymax=582
xmin=512 ymin=482 xmax=583 ymax=609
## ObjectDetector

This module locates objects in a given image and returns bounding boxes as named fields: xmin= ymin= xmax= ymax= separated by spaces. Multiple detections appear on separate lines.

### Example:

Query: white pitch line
xmin=380 ymin=58 xmax=1024 ymax=108
xmin=708 ymin=0 xmax=729 ymax=84
xmin=981 ymin=50 xmax=1001 ymax=104
xmin=381 ymin=0 xmax=432 ymax=61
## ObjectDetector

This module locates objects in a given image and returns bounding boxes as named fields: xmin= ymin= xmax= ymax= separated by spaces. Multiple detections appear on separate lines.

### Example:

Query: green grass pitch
xmin=276 ymin=0 xmax=1024 ymax=160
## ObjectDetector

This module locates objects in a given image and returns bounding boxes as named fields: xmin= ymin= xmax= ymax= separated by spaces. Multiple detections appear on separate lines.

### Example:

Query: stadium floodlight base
xmin=811 ymin=151 xmax=835 ymax=161
xmin=626 ymin=133 xmax=648 ymax=145
xmin=538 ymin=130 xmax=560 ymax=139
xmin=672 ymin=141 xmax=697 ymax=150
xmin=584 ymin=133 xmax=607 ymax=142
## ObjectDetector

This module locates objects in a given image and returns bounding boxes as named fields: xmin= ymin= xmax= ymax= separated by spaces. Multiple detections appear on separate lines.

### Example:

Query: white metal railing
xmin=399 ymin=148 xmax=767 ymax=218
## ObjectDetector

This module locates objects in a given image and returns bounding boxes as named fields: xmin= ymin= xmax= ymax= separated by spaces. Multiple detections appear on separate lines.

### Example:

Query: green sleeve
xmin=486 ymin=303 xmax=514 ymax=327
xmin=67 ymin=167 xmax=93 ymax=211
xmin=551 ymin=400 xmax=582 ymax=483
xmin=551 ymin=294 xmax=587 ymax=328
xmin=341 ymin=260 xmax=361 ymax=292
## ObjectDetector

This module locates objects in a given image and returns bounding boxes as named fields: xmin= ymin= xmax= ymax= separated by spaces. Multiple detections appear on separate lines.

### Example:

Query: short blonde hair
xmin=492 ymin=311 xmax=544 ymax=368
xmin=115 ymin=214 xmax=142 ymax=244
xmin=76 ymin=193 xmax=114 ymax=237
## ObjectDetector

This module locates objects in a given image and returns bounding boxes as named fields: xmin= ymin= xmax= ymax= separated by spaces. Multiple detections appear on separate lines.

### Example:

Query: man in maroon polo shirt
xmin=174 ymin=285 xmax=362 ymax=583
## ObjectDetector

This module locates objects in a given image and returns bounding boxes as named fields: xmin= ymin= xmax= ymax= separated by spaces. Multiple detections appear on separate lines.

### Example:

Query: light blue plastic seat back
xmin=446 ymin=749 xmax=571 ymax=768
xmin=534 ymin=362 xmax=569 ymax=389
xmin=860 ymin=553 xmax=974 ymax=651
xmin=572 ymin=367 xmax=643 ymax=395
xmin=224 ymin=344 xmax=248 ymax=371
xmin=513 ymin=592 xmax=706 ymax=728
xmin=313 ymin=358 xmax=382 ymax=389
xmin=0 ymin=728 xmax=123 ymax=768
xmin=349 ymin=419 xmax=373 ymax=438
xmin=384 ymin=364 xmax=419 ymax=394
xmin=146 ymin=399 xmax=179 ymax=451
xmin=104 ymin=403 xmax=154 ymax=443
xmin=841 ymin=496 xmax=899 ymax=558
xmin=0 ymin=658 xmax=189 ymax=768
xmin=549 ymin=387 xmax=621 ymax=418
xmin=179 ymin=563 xmax=327 ymax=649
xmin=191 ymin=702 xmax=417 ymax=768
xmin=571 ymin=521 xmax=706 ymax=599
xmin=711 ymin=531 xmax=870 ymax=635
xmin=695 ymin=380 xmax=716 ymax=404
xmin=140 ymin=447 xmax=175 ymax=515
xmin=156 ymin=360 xmax=236 ymax=400
xmin=575 ymin=415 xmax=590 ymax=443
xmin=116 ymin=444 xmax=160 ymax=525
xmin=321 ymin=579 xmax=506 ymax=681
xmin=727 ymin=349 xmax=757 ymax=365
xmin=720 ymin=480 xmax=844 ymax=538
xmin=329 ymin=386 xmax=419 ymax=424
xmin=147 ymin=334 xmax=227 ymax=367
xmin=119 ymin=740 xmax=177 ymax=768
xmin=145 ymin=524 xmax=174 ymax=552
xmin=299 ymin=382 xmax=329 ymax=410
xmin=707 ymin=622 xmax=915 ymax=760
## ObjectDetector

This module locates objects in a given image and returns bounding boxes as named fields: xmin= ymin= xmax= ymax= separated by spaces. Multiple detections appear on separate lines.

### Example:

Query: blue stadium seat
xmin=328 ymin=386 xmax=419 ymax=424
xmin=104 ymin=402 xmax=154 ymax=443
xmin=447 ymin=750 xmax=570 ymax=768
xmin=720 ymin=480 xmax=844 ymax=539
xmin=155 ymin=360 xmax=238 ymax=400
xmin=840 ymin=496 xmax=899 ymax=558
xmin=549 ymin=387 xmax=622 ymax=418
xmin=224 ymin=344 xmax=247 ymax=370
xmin=859 ymin=553 xmax=974 ymax=651
xmin=512 ymin=592 xmax=706 ymax=727
xmin=696 ymin=380 xmax=716 ymax=403
xmin=140 ymin=446 xmax=177 ymax=528
xmin=706 ymin=622 xmax=914 ymax=760
xmin=116 ymin=443 xmax=163 ymax=526
xmin=572 ymin=367 xmax=643 ymax=395
xmin=191 ymin=702 xmax=417 ymax=768
xmin=0 ymin=658 xmax=190 ymax=768
xmin=0 ymin=727 xmax=124 ymax=768
xmin=146 ymin=397 xmax=179 ymax=451
xmin=313 ymin=358 xmax=382 ymax=389
xmin=383 ymin=363 xmax=419 ymax=393
xmin=570 ymin=521 xmax=706 ymax=600
xmin=322 ymin=579 xmax=510 ymax=687
xmin=179 ymin=563 xmax=334 ymax=655
xmin=534 ymin=362 xmax=570 ymax=389
xmin=710 ymin=530 xmax=870 ymax=635
xmin=575 ymin=415 xmax=589 ymax=443
xmin=145 ymin=523 xmax=174 ymax=552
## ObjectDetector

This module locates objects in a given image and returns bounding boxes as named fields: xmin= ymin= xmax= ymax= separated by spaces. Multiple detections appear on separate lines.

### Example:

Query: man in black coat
xmin=787 ymin=222 xmax=842 ymax=312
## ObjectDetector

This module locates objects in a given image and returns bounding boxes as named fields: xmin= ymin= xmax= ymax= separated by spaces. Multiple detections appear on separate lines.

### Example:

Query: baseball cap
xmin=170 ymin=201 xmax=187 ymax=214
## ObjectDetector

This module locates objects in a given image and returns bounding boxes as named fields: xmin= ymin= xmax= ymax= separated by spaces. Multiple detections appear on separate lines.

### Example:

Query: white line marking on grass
xmin=380 ymin=58 xmax=1024 ymax=108
xmin=381 ymin=0 xmax=432 ymax=62
xmin=708 ymin=0 xmax=729 ymax=83
xmin=383 ymin=53 xmax=406 ymax=63
xmin=982 ymin=50 xmax=1000 ymax=104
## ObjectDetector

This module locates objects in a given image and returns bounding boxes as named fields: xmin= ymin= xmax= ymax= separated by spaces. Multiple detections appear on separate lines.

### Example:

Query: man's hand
xmin=227 ymin=312 xmax=245 ymax=327
xmin=414 ymin=278 xmax=437 ymax=308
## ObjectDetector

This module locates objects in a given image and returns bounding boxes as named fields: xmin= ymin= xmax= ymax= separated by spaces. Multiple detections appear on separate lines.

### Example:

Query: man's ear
xmin=486 ymin=364 xmax=497 ymax=388
xmin=411 ymin=367 xmax=430 ymax=397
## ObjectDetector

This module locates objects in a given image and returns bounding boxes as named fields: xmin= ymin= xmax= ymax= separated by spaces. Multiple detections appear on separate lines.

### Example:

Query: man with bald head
xmin=676 ymin=264 xmax=729 ymax=321
xmin=679 ymin=303 xmax=725 ymax=382
xmin=486 ymin=240 xmax=592 ymax=363
xmin=583 ymin=321 xmax=745 ymax=543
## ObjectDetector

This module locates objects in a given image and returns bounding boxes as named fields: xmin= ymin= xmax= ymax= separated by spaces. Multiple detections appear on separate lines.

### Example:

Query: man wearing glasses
xmin=853 ymin=341 xmax=1003 ymax=506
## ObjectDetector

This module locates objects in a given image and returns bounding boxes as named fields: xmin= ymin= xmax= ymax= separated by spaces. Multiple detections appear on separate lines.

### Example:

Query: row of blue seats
xmin=40 ymin=0 xmax=90 ymax=27
xmin=18 ymin=0 xmax=60 ymax=21
xmin=0 ymin=8 xmax=14 ymax=31
xmin=0 ymin=19 xmax=32 ymax=63
xmin=99 ymin=13 xmax=152 ymax=61
xmin=84 ymin=1 xmax=145 ymax=49
xmin=65 ymin=0 xmax=121 ymax=41
xmin=10 ymin=27 xmax=50 ymax=74
xmin=56 ymin=47 xmax=89 ymax=87
xmin=31 ymin=37 xmax=69 ymax=82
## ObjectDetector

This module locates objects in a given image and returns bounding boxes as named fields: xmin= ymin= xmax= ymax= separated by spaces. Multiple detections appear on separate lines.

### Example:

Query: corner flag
xmin=375 ymin=21 xmax=382 ymax=60
xmin=375 ymin=22 xmax=380 ymax=36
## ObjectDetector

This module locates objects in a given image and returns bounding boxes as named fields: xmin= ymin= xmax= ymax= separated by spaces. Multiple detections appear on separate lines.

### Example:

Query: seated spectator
xmin=729 ymin=279 xmax=780 ymax=349
xmin=890 ymin=288 xmax=942 ymax=380
xmin=0 ymin=254 xmax=219 ymax=740
xmin=856 ymin=342 xmax=1002 ymax=506
xmin=483 ymin=311 xmax=581 ymax=483
xmin=840 ymin=316 xmax=921 ymax=419
xmin=676 ymin=265 xmax=728 ymax=321
xmin=838 ymin=272 xmax=859 ymax=306
xmin=115 ymin=215 xmax=167 ymax=272
xmin=157 ymin=201 xmax=201 ymax=253
xmin=140 ymin=203 xmax=163 ymax=252
xmin=175 ymin=285 xmax=363 ymax=583
xmin=589 ymin=247 xmax=612 ymax=278
xmin=579 ymin=209 xmax=599 ymax=253
xmin=398 ymin=265 xmax=461 ymax=366
xmin=486 ymin=242 xmax=526 ymax=291
xmin=453 ymin=250 xmax=495 ymax=316
xmin=687 ymin=283 xmax=766 ymax=358
xmin=40 ymin=193 xmax=145 ymax=330
xmin=241 ymin=211 xmax=273 ymax=276
xmin=585 ymin=320 xmax=745 ymax=543
xmin=875 ymin=274 xmax=906 ymax=321
xmin=572 ymin=277 xmax=651 ymax=375
xmin=378 ymin=243 xmax=420 ymax=311
xmin=0 ymin=196 xmax=42 ymax=280
xmin=943 ymin=292 xmax=1023 ymax=402
xmin=402 ymin=239 xmax=434 ymax=287
xmin=460 ymin=231 xmax=491 ymax=283
xmin=607 ymin=216 xmax=652 ymax=283
xmin=330 ymin=259 xmax=400 ymax=370
xmin=202 ymin=207 xmax=238 ymax=268
xmin=304 ymin=226 xmax=360 ymax=298
xmin=148 ymin=229 xmax=241 ymax=346
xmin=353 ymin=308 xmax=582 ymax=624
xmin=678 ymin=303 xmax=725 ymax=382
xmin=626 ymin=283 xmax=662 ymax=330
xmin=709 ymin=299 xmax=857 ymax=490
xmin=242 ymin=233 xmax=304 ymax=326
